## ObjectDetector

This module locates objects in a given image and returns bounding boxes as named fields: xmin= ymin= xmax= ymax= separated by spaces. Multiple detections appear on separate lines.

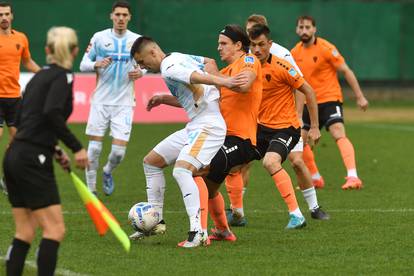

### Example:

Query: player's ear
xmin=235 ymin=41 xmax=243 ymax=51
xmin=110 ymin=12 xmax=113 ymax=21
xmin=45 ymin=46 xmax=51 ymax=55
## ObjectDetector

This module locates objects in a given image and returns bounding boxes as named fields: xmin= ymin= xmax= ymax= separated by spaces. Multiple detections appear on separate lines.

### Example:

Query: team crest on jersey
xmin=265 ymin=74 xmax=271 ymax=82
xmin=244 ymin=56 xmax=254 ymax=64
xmin=288 ymin=68 xmax=297 ymax=77
xmin=313 ymin=56 xmax=318 ymax=63
xmin=16 ymin=44 xmax=20 ymax=50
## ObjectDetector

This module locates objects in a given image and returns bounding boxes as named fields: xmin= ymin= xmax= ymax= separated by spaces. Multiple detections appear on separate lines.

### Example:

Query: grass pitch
xmin=1 ymin=120 xmax=414 ymax=275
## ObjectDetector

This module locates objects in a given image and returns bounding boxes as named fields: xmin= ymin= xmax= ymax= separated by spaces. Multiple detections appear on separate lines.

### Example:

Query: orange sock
xmin=208 ymin=192 xmax=229 ymax=231
xmin=194 ymin=177 xmax=208 ymax=231
xmin=225 ymin=172 xmax=244 ymax=209
xmin=272 ymin=169 xmax=299 ymax=212
xmin=303 ymin=144 xmax=319 ymax=175
xmin=336 ymin=137 xmax=356 ymax=171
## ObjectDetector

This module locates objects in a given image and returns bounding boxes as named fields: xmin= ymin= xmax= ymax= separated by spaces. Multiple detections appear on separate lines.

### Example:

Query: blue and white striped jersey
xmin=160 ymin=52 xmax=220 ymax=120
xmin=80 ymin=29 xmax=140 ymax=106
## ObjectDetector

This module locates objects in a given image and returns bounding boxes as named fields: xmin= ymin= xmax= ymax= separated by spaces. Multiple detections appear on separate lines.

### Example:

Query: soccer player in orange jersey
xmin=291 ymin=15 xmax=369 ymax=190
xmin=225 ymin=15 xmax=330 ymax=227
xmin=247 ymin=24 xmax=322 ymax=228
xmin=202 ymin=24 xmax=263 ymax=241
xmin=0 ymin=1 xmax=40 ymax=194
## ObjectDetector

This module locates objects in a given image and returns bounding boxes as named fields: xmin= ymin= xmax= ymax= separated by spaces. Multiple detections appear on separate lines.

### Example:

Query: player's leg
xmin=32 ymin=205 xmax=65 ymax=276
xmin=225 ymin=167 xmax=247 ymax=226
xmin=288 ymin=143 xmax=330 ymax=220
xmin=5 ymin=208 xmax=36 ymax=276
xmin=328 ymin=122 xmax=362 ymax=189
xmin=302 ymin=105 xmax=324 ymax=188
xmin=85 ymin=104 xmax=108 ymax=194
xmin=324 ymin=102 xmax=362 ymax=189
xmin=261 ymin=126 xmax=305 ymax=229
xmin=102 ymin=106 xmax=133 ymax=195
xmin=176 ymin=124 xmax=226 ymax=247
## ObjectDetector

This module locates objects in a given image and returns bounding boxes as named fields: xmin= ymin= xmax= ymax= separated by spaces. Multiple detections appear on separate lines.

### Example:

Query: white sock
xmin=302 ymin=187 xmax=319 ymax=210
xmin=233 ymin=207 xmax=244 ymax=217
xmin=347 ymin=169 xmax=358 ymax=178
xmin=103 ymin=144 xmax=126 ymax=174
xmin=172 ymin=167 xmax=201 ymax=232
xmin=143 ymin=163 xmax=166 ymax=221
xmin=85 ymin=141 xmax=102 ymax=192
xmin=311 ymin=172 xmax=321 ymax=180
xmin=289 ymin=208 xmax=304 ymax=218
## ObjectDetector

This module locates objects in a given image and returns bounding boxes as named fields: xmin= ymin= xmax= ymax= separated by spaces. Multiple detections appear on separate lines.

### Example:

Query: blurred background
xmin=12 ymin=0 xmax=414 ymax=102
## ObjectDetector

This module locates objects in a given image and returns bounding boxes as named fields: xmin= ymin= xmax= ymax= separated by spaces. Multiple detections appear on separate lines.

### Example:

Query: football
xmin=128 ymin=202 xmax=160 ymax=232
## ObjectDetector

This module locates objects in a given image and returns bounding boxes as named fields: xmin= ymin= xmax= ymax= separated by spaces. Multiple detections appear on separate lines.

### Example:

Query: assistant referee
xmin=3 ymin=26 xmax=88 ymax=276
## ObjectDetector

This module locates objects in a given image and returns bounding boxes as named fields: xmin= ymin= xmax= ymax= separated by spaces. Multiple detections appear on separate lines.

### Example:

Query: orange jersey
xmin=0 ymin=30 xmax=31 ymax=98
xmin=220 ymin=53 xmax=262 ymax=145
xmin=291 ymin=37 xmax=345 ymax=104
xmin=259 ymin=54 xmax=304 ymax=129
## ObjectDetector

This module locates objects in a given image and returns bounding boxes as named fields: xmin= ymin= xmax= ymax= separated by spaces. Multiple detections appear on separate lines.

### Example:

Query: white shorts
xmin=291 ymin=136 xmax=304 ymax=153
xmin=153 ymin=116 xmax=226 ymax=170
xmin=85 ymin=104 xmax=134 ymax=141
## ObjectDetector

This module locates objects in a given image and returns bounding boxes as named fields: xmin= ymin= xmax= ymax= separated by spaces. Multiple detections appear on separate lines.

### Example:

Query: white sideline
xmin=1 ymin=208 xmax=414 ymax=216
xmin=0 ymin=256 xmax=89 ymax=276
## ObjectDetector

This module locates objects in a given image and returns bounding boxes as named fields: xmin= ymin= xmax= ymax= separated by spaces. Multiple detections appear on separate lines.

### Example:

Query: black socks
xmin=37 ymin=238 xmax=60 ymax=276
xmin=6 ymin=238 xmax=30 ymax=276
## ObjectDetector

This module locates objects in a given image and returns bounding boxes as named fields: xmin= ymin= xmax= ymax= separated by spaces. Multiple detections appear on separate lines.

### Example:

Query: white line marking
xmin=0 ymin=256 xmax=90 ymax=276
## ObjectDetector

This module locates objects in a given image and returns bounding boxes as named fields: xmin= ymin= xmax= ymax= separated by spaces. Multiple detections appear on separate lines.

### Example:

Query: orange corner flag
xmin=70 ymin=172 xmax=131 ymax=252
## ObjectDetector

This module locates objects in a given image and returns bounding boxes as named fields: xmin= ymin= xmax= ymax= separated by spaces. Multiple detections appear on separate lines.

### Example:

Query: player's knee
xmin=262 ymin=154 xmax=282 ymax=173
xmin=290 ymin=156 xmax=305 ymax=172
xmin=88 ymin=141 xmax=102 ymax=159
xmin=110 ymin=145 xmax=126 ymax=163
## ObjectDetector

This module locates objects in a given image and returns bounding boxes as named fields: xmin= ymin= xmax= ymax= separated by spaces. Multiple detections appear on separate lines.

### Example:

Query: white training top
xmin=80 ymin=29 xmax=140 ymax=106
xmin=269 ymin=42 xmax=303 ymax=76
xmin=160 ymin=52 xmax=221 ymax=120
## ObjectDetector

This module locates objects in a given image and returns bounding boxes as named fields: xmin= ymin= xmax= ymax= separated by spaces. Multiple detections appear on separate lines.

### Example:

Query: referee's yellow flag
xmin=70 ymin=172 xmax=131 ymax=253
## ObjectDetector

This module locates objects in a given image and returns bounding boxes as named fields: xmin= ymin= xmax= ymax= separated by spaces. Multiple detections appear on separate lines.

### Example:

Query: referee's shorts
xmin=3 ymin=140 xmax=60 ymax=210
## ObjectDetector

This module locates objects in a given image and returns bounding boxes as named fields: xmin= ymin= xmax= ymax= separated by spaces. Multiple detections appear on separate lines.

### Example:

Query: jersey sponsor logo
xmin=104 ymin=43 xmax=112 ymax=47
xmin=332 ymin=49 xmax=339 ymax=57
xmin=244 ymin=56 xmax=254 ymax=64
xmin=288 ymin=68 xmax=297 ymax=77
xmin=38 ymin=154 xmax=46 ymax=164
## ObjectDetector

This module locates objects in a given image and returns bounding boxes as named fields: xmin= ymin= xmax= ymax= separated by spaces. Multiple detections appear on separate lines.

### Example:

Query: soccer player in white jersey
xmin=130 ymin=36 xmax=247 ymax=248
xmin=79 ymin=1 xmax=142 ymax=196
xmin=224 ymin=14 xmax=330 ymax=226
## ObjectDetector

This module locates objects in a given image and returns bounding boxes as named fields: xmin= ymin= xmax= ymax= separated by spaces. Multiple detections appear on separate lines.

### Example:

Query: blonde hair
xmin=46 ymin=26 xmax=78 ymax=69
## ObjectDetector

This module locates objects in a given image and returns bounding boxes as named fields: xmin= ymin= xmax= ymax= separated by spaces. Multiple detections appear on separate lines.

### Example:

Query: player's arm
xmin=21 ymin=57 xmax=40 ymax=73
xmin=296 ymin=80 xmax=321 ymax=146
xmin=336 ymin=63 xmax=369 ymax=111
xmin=190 ymin=71 xmax=248 ymax=90
xmin=146 ymin=94 xmax=181 ymax=111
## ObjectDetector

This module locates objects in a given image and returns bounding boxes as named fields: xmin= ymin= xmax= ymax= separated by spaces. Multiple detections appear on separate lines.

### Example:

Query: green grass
xmin=1 ymin=122 xmax=414 ymax=275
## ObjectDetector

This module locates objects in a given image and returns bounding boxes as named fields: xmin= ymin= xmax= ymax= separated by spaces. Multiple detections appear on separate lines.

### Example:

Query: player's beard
xmin=0 ymin=20 xmax=10 ymax=30
xmin=300 ymin=35 xmax=312 ymax=43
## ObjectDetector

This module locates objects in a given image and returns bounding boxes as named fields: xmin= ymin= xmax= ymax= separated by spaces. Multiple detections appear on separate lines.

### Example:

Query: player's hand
xmin=54 ymin=148 xmax=71 ymax=172
xmin=128 ymin=67 xmax=143 ymax=81
xmin=307 ymin=126 xmax=321 ymax=148
xmin=94 ymin=57 xmax=112 ymax=69
xmin=224 ymin=72 xmax=249 ymax=89
xmin=204 ymin=58 xmax=220 ymax=75
xmin=74 ymin=149 xmax=89 ymax=170
xmin=356 ymin=95 xmax=369 ymax=111
xmin=146 ymin=95 xmax=163 ymax=111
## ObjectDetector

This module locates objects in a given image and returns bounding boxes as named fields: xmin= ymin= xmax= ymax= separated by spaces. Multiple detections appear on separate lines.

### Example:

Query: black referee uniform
xmin=3 ymin=63 xmax=83 ymax=210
